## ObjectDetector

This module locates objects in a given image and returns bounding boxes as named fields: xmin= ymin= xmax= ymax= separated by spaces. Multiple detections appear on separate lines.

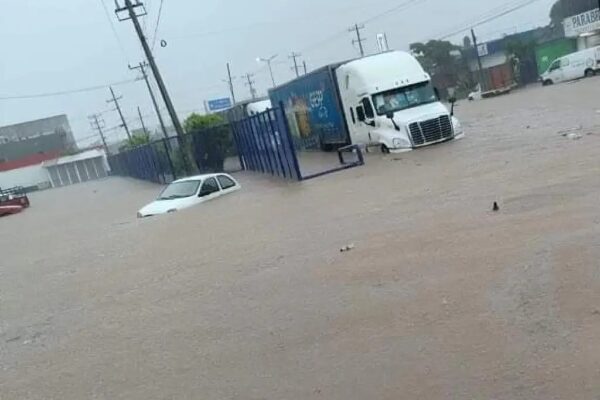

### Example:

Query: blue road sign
xmin=207 ymin=97 xmax=232 ymax=111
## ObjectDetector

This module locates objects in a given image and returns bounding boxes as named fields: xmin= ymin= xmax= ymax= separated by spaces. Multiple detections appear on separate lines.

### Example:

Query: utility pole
xmin=129 ymin=62 xmax=169 ymax=140
xmin=289 ymin=52 xmax=301 ymax=78
xmin=225 ymin=62 xmax=236 ymax=104
xmin=137 ymin=106 xmax=148 ymax=135
xmin=471 ymin=28 xmax=485 ymax=92
xmin=243 ymin=73 xmax=257 ymax=99
xmin=303 ymin=60 xmax=307 ymax=75
xmin=89 ymin=114 xmax=109 ymax=154
xmin=349 ymin=23 xmax=366 ymax=57
xmin=106 ymin=86 xmax=131 ymax=140
xmin=115 ymin=0 xmax=185 ymax=140
xmin=256 ymin=54 xmax=278 ymax=87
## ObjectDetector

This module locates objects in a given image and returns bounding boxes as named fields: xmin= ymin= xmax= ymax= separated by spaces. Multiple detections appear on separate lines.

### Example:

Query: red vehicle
xmin=0 ymin=204 xmax=24 ymax=216
xmin=0 ymin=187 xmax=30 ymax=216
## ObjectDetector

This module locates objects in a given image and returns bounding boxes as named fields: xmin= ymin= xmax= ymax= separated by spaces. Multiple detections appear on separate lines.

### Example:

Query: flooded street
xmin=2 ymin=80 xmax=600 ymax=399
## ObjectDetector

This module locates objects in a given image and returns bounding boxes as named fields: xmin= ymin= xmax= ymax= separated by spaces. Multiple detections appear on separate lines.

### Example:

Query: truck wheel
xmin=542 ymin=79 xmax=553 ymax=86
xmin=381 ymin=144 xmax=390 ymax=154
xmin=585 ymin=69 xmax=595 ymax=78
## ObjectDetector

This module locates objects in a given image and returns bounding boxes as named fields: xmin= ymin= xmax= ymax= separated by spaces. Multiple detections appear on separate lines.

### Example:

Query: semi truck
xmin=269 ymin=50 xmax=464 ymax=153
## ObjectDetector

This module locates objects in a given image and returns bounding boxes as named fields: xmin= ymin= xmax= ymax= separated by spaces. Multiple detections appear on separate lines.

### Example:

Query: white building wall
xmin=468 ymin=52 xmax=508 ymax=71
xmin=0 ymin=164 xmax=51 ymax=189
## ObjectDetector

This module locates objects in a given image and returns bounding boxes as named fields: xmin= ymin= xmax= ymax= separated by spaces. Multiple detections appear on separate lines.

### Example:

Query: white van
xmin=541 ymin=46 xmax=600 ymax=85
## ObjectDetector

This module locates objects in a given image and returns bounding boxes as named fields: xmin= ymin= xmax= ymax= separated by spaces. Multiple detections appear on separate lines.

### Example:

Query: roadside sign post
xmin=207 ymin=98 xmax=233 ymax=112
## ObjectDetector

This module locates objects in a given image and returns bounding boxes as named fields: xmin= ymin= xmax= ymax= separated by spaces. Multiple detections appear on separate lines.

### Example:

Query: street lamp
xmin=256 ymin=54 xmax=278 ymax=87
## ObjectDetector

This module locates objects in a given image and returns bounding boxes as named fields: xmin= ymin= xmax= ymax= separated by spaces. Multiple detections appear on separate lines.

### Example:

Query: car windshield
xmin=157 ymin=180 xmax=201 ymax=200
xmin=373 ymin=81 xmax=437 ymax=115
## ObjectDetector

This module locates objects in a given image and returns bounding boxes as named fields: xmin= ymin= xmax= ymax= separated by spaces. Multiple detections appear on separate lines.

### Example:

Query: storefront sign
xmin=564 ymin=8 xmax=600 ymax=37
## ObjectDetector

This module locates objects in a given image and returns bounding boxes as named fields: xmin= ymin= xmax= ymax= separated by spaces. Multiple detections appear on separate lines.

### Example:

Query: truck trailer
xmin=269 ymin=50 xmax=464 ymax=153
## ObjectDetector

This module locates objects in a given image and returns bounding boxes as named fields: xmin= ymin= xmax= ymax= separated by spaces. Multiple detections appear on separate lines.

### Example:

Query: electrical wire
xmin=151 ymin=0 xmax=165 ymax=50
xmin=436 ymin=0 xmax=546 ymax=40
xmin=0 ymin=79 xmax=138 ymax=101
xmin=98 ymin=0 xmax=130 ymax=63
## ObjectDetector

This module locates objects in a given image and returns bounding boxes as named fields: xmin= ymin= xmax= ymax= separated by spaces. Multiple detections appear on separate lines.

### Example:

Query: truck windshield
xmin=373 ymin=81 xmax=437 ymax=115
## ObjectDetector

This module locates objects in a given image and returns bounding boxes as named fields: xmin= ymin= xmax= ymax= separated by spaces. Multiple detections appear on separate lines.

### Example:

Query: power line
xmin=437 ymin=0 xmax=545 ymax=40
xmin=242 ymin=73 xmax=257 ymax=99
xmin=289 ymin=52 xmax=302 ymax=77
xmin=0 ymin=79 xmax=138 ymax=100
xmin=89 ymin=114 xmax=109 ymax=154
xmin=98 ymin=0 xmax=129 ymax=63
xmin=129 ymin=61 xmax=169 ymax=140
xmin=349 ymin=24 xmax=366 ymax=57
xmin=362 ymin=0 xmax=428 ymax=24
xmin=106 ymin=86 xmax=132 ymax=140
xmin=151 ymin=0 xmax=165 ymax=50
xmin=116 ymin=0 xmax=186 ymax=142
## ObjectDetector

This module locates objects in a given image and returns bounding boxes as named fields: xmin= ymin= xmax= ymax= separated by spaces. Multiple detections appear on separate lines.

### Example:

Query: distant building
xmin=0 ymin=114 xmax=76 ymax=164
xmin=562 ymin=7 xmax=600 ymax=50
xmin=465 ymin=25 xmax=567 ymax=90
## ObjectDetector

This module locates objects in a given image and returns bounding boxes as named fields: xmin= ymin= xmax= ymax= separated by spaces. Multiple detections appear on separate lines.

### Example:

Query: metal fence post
xmin=278 ymin=102 xmax=302 ymax=180
xmin=163 ymin=138 xmax=176 ymax=181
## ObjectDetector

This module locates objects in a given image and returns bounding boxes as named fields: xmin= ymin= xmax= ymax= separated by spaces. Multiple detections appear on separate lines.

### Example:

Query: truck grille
xmin=409 ymin=115 xmax=453 ymax=146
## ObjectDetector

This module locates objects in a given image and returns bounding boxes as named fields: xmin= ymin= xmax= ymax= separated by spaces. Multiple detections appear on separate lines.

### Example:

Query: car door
xmin=197 ymin=177 xmax=221 ymax=202
xmin=353 ymin=97 xmax=376 ymax=145
xmin=547 ymin=59 xmax=563 ymax=83
xmin=217 ymin=175 xmax=238 ymax=194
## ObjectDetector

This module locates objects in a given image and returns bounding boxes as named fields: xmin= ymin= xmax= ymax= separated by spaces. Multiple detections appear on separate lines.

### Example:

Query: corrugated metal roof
xmin=41 ymin=149 xmax=105 ymax=168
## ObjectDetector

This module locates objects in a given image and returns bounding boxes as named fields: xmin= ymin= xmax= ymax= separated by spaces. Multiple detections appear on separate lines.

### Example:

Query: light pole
xmin=257 ymin=54 xmax=278 ymax=87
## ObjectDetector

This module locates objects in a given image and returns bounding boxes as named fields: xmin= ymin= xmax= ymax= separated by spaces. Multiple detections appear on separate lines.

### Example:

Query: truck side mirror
xmin=448 ymin=97 xmax=457 ymax=116
xmin=434 ymin=87 xmax=440 ymax=100
xmin=356 ymin=106 xmax=366 ymax=122
xmin=386 ymin=112 xmax=394 ymax=119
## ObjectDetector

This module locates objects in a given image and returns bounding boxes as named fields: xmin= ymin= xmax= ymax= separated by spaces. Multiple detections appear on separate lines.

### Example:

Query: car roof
xmin=172 ymin=173 xmax=230 ymax=183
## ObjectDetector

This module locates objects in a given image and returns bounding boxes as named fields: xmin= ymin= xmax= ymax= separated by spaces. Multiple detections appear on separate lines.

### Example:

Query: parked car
xmin=137 ymin=173 xmax=241 ymax=217
xmin=0 ymin=188 xmax=30 ymax=209
xmin=541 ymin=46 xmax=600 ymax=86
xmin=0 ymin=204 xmax=24 ymax=217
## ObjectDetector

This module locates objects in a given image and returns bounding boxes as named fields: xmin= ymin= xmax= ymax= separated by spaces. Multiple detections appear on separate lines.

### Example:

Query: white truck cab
xmin=541 ymin=46 xmax=600 ymax=85
xmin=336 ymin=51 xmax=463 ymax=152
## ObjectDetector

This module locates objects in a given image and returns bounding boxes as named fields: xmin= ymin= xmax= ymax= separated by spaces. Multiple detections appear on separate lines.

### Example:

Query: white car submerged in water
xmin=137 ymin=173 xmax=241 ymax=217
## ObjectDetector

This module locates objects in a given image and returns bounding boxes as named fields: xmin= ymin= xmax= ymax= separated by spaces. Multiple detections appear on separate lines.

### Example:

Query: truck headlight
xmin=452 ymin=117 xmax=462 ymax=133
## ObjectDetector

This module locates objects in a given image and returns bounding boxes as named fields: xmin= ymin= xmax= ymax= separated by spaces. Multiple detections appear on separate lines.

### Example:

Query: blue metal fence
xmin=108 ymin=105 xmax=364 ymax=184
xmin=231 ymin=107 xmax=302 ymax=181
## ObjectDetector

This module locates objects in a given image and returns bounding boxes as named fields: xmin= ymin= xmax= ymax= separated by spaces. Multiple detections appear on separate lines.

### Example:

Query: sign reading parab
xmin=564 ymin=8 xmax=600 ymax=37
xmin=207 ymin=98 xmax=232 ymax=111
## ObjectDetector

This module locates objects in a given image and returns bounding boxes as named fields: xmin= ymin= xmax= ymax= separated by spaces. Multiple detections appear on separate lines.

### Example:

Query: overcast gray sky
xmin=0 ymin=0 xmax=555 ymax=146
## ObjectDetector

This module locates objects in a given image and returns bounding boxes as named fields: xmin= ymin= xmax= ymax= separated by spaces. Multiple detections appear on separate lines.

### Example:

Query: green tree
xmin=183 ymin=113 xmax=231 ymax=173
xmin=183 ymin=113 xmax=224 ymax=132
xmin=410 ymin=40 xmax=473 ymax=97
xmin=119 ymin=132 xmax=151 ymax=151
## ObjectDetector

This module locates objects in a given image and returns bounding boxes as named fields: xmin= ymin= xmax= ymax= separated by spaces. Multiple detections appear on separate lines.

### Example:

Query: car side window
xmin=361 ymin=98 xmax=374 ymax=119
xmin=217 ymin=175 xmax=236 ymax=190
xmin=561 ymin=58 xmax=570 ymax=67
xmin=549 ymin=60 xmax=560 ymax=71
xmin=199 ymin=177 xmax=220 ymax=197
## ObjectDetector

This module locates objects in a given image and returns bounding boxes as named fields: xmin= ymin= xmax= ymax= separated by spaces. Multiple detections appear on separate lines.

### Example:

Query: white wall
xmin=577 ymin=34 xmax=600 ymax=50
xmin=0 ymin=164 xmax=51 ymax=189
xmin=469 ymin=52 xmax=508 ymax=71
